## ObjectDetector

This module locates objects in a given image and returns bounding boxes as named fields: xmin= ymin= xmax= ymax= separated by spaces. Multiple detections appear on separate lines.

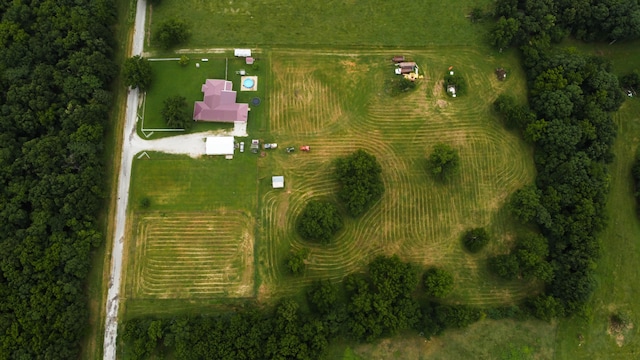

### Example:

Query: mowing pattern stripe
xmin=132 ymin=212 xmax=254 ymax=299
xmin=258 ymin=50 xmax=535 ymax=305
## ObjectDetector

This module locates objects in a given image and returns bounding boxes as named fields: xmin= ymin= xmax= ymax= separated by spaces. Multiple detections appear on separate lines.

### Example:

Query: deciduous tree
xmin=123 ymin=55 xmax=152 ymax=91
xmin=427 ymin=143 xmax=460 ymax=181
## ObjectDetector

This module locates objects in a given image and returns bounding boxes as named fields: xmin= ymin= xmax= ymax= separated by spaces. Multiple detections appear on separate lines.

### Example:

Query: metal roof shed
xmin=205 ymin=136 xmax=235 ymax=155
xmin=272 ymin=176 xmax=284 ymax=189
xmin=234 ymin=49 xmax=252 ymax=57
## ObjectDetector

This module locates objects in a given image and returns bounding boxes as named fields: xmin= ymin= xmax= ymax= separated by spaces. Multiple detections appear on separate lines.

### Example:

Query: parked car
xmin=250 ymin=139 xmax=259 ymax=153
xmin=263 ymin=143 xmax=278 ymax=149
xmin=239 ymin=142 xmax=245 ymax=152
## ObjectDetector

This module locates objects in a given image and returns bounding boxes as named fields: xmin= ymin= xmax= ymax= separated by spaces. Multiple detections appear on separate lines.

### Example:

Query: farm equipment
xmin=250 ymin=139 xmax=259 ymax=153
xmin=300 ymin=146 xmax=310 ymax=152
xmin=286 ymin=147 xmax=295 ymax=153
xmin=263 ymin=143 xmax=278 ymax=149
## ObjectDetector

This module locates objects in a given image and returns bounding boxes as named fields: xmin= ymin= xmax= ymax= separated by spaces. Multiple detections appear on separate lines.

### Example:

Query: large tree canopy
xmin=334 ymin=149 xmax=385 ymax=216
xmin=296 ymin=200 xmax=343 ymax=243
xmin=123 ymin=55 xmax=152 ymax=91
xmin=427 ymin=143 xmax=460 ymax=181
xmin=161 ymin=95 xmax=191 ymax=129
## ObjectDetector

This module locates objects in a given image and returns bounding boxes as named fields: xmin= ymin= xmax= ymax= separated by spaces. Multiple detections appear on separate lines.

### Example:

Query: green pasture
xmin=254 ymin=48 xmax=536 ymax=307
xmin=147 ymin=0 xmax=494 ymax=49
xmin=552 ymin=40 xmax=640 ymax=359
xmin=140 ymin=55 xmax=267 ymax=138
xmin=326 ymin=319 xmax=556 ymax=360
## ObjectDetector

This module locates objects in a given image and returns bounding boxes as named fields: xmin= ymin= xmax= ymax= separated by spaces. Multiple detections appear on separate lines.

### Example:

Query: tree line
xmin=120 ymin=256 xmax=482 ymax=360
xmin=490 ymin=0 xmax=635 ymax=317
xmin=0 ymin=0 xmax=116 ymax=357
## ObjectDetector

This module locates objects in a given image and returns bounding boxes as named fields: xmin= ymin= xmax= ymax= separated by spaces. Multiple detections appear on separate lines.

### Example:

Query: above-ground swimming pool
xmin=243 ymin=78 xmax=255 ymax=88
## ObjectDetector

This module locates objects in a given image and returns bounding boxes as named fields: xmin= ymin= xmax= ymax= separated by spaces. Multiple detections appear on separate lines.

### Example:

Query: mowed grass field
xmin=256 ymin=48 xmax=537 ymax=305
xmin=147 ymin=0 xmax=494 ymax=48
xmin=122 ymin=47 xmax=539 ymax=321
xmin=122 ymin=153 xmax=259 ymax=319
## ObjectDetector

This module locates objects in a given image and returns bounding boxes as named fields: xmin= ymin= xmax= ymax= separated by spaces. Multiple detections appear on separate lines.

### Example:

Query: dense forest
xmin=0 ymin=0 xmax=116 ymax=358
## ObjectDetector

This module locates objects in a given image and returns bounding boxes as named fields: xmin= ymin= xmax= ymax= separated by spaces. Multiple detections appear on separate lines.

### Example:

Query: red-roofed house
xmin=193 ymin=79 xmax=249 ymax=123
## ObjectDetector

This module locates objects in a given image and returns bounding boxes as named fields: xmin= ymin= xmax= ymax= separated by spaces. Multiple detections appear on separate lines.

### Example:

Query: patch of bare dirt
xmin=607 ymin=313 xmax=634 ymax=347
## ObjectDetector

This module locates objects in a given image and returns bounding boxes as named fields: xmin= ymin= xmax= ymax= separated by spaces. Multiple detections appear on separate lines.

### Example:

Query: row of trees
xmin=121 ymin=256 xmax=482 ymax=359
xmin=0 ymin=0 xmax=117 ymax=357
xmin=491 ymin=0 xmax=640 ymax=49
xmin=491 ymin=1 xmax=629 ymax=315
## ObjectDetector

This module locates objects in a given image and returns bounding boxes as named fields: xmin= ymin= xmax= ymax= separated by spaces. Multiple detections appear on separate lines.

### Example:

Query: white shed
xmin=205 ymin=136 xmax=235 ymax=156
xmin=234 ymin=49 xmax=252 ymax=57
xmin=272 ymin=176 xmax=284 ymax=189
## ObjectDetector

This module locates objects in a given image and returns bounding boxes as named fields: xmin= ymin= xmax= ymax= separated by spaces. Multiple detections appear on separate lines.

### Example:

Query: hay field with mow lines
xmin=130 ymin=212 xmax=254 ymax=299
xmin=259 ymin=50 xmax=535 ymax=304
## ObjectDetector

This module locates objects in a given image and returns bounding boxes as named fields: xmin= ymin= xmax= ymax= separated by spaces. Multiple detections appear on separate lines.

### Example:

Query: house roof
xmin=272 ymin=176 xmax=284 ymax=189
xmin=193 ymin=79 xmax=249 ymax=123
xmin=205 ymin=136 xmax=235 ymax=155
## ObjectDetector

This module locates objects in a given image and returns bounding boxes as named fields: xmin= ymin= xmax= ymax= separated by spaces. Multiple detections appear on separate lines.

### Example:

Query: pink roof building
xmin=193 ymin=79 xmax=249 ymax=123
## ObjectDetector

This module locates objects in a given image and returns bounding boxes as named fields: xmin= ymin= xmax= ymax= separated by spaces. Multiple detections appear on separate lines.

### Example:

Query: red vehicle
xmin=299 ymin=146 xmax=310 ymax=152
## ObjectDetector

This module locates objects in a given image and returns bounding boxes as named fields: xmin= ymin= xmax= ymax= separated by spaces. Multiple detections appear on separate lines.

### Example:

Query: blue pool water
xmin=243 ymin=78 xmax=255 ymax=88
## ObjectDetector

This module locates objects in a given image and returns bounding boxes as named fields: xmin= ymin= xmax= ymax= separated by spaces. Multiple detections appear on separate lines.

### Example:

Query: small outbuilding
xmin=246 ymin=57 xmax=255 ymax=65
xmin=205 ymin=136 xmax=235 ymax=156
xmin=234 ymin=49 xmax=252 ymax=57
xmin=272 ymin=176 xmax=284 ymax=189
xmin=392 ymin=56 xmax=405 ymax=63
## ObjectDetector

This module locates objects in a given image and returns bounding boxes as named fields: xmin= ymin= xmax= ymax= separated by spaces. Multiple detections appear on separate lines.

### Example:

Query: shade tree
xmin=334 ymin=150 xmax=384 ymax=216
xmin=123 ymin=55 xmax=152 ymax=91
xmin=427 ymin=143 xmax=460 ymax=181
xmin=462 ymin=227 xmax=490 ymax=253
xmin=296 ymin=200 xmax=343 ymax=243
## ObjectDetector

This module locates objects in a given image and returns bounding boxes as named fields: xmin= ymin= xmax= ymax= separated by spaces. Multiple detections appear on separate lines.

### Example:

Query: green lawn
xmin=147 ymin=0 xmax=494 ymax=49
xmin=140 ymin=55 xmax=267 ymax=138
xmin=122 ymin=152 xmax=259 ymax=319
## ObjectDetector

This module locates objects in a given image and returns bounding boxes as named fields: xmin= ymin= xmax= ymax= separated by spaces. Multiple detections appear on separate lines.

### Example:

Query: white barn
xmin=205 ymin=136 xmax=235 ymax=156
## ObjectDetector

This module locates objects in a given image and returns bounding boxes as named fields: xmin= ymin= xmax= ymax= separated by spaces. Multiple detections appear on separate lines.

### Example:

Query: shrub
xmin=139 ymin=197 xmax=151 ymax=209
xmin=285 ymin=248 xmax=309 ymax=275
xmin=423 ymin=267 xmax=454 ymax=298
xmin=462 ymin=227 xmax=490 ymax=253
xmin=296 ymin=200 xmax=343 ymax=243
